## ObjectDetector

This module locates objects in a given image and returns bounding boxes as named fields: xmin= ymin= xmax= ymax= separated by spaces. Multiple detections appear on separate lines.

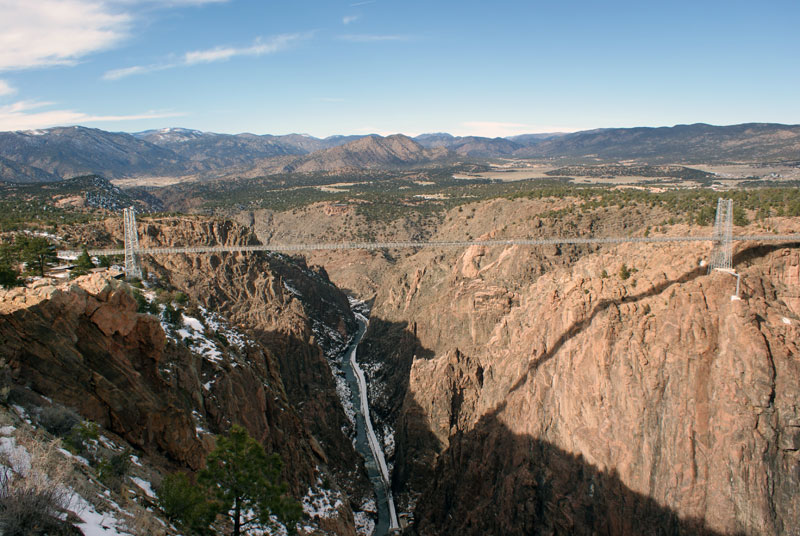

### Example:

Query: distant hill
xmin=506 ymin=132 xmax=569 ymax=145
xmin=134 ymin=128 xmax=305 ymax=170
xmin=134 ymin=128 xmax=365 ymax=164
xmin=0 ymin=174 xmax=164 ymax=213
xmin=0 ymin=123 xmax=798 ymax=181
xmin=0 ymin=155 xmax=60 ymax=183
xmin=283 ymin=134 xmax=450 ymax=172
xmin=514 ymin=123 xmax=800 ymax=163
xmin=0 ymin=126 xmax=185 ymax=179
xmin=414 ymin=133 xmax=522 ymax=157
xmin=0 ymin=127 xmax=368 ymax=181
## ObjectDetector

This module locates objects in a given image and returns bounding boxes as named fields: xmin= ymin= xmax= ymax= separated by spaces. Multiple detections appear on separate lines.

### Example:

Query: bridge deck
xmin=58 ymin=233 xmax=800 ymax=258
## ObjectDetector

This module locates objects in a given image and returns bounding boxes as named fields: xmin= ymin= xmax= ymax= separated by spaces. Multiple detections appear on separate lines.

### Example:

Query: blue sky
xmin=0 ymin=0 xmax=798 ymax=137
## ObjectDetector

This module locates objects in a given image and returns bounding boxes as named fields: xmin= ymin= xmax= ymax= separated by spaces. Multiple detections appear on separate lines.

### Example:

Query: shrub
xmin=162 ymin=304 xmax=182 ymax=326
xmin=0 ymin=264 xmax=19 ymax=289
xmin=97 ymin=452 xmax=131 ymax=491
xmin=0 ymin=470 xmax=75 ymax=536
xmin=64 ymin=421 xmax=99 ymax=459
xmin=133 ymin=291 xmax=149 ymax=314
xmin=38 ymin=406 xmax=81 ymax=438
xmin=157 ymin=472 xmax=217 ymax=535
xmin=75 ymin=249 xmax=94 ymax=270
xmin=214 ymin=331 xmax=229 ymax=347
xmin=733 ymin=206 xmax=749 ymax=226
xmin=0 ymin=432 xmax=76 ymax=535
xmin=619 ymin=264 xmax=631 ymax=280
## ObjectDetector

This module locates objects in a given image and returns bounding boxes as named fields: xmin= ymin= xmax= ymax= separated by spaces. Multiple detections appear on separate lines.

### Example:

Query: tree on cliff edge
xmin=17 ymin=235 xmax=56 ymax=277
xmin=198 ymin=425 xmax=302 ymax=536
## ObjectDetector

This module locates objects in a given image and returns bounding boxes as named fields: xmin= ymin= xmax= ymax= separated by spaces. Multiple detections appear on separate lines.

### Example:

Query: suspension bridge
xmin=59 ymin=199 xmax=800 ymax=281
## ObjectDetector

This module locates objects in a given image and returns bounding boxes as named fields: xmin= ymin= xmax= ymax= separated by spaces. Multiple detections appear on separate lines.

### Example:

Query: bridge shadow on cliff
xmin=355 ymin=316 xmax=751 ymax=535
xmin=505 ymin=264 xmax=708 ymax=395
xmin=410 ymin=399 xmax=743 ymax=536
xmin=732 ymin=240 xmax=800 ymax=266
xmin=505 ymin=240 xmax=800 ymax=396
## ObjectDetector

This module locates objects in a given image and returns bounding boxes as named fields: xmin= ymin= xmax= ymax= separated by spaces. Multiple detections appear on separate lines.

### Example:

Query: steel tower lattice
xmin=708 ymin=198 xmax=733 ymax=272
xmin=123 ymin=206 xmax=142 ymax=280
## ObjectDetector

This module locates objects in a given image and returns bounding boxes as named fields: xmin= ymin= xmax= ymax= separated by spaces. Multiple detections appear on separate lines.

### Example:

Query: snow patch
xmin=130 ymin=476 xmax=156 ymax=498
xmin=70 ymin=493 xmax=134 ymax=536
xmin=783 ymin=317 xmax=792 ymax=325
xmin=302 ymin=477 xmax=344 ymax=520
xmin=282 ymin=280 xmax=302 ymax=297
xmin=354 ymin=510 xmax=376 ymax=535
xmin=382 ymin=426 xmax=395 ymax=458
xmin=0 ymin=435 xmax=31 ymax=475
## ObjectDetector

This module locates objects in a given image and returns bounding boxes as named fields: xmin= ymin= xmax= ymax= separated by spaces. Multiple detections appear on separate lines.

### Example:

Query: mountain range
xmin=0 ymin=123 xmax=798 ymax=183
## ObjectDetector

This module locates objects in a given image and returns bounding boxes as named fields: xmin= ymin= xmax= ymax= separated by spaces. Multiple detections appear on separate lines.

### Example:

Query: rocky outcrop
xmin=130 ymin=218 xmax=372 ymax=505
xmin=0 ymin=275 xmax=208 ymax=468
xmin=354 ymin=202 xmax=800 ymax=534
xmin=2 ymin=216 xmax=379 ymax=534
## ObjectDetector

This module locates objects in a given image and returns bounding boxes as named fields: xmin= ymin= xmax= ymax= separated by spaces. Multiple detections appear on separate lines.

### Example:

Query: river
xmin=342 ymin=308 xmax=399 ymax=536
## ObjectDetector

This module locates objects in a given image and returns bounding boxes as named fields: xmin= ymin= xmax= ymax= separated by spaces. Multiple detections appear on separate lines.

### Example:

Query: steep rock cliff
xmin=2 ymin=216 xmax=376 ymax=535
xmin=357 ymin=204 xmax=800 ymax=534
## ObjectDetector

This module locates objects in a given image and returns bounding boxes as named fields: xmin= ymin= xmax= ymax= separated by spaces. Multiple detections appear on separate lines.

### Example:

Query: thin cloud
xmin=140 ymin=0 xmax=229 ymax=5
xmin=458 ymin=121 xmax=579 ymax=137
xmin=0 ymin=100 xmax=182 ymax=130
xmin=339 ymin=34 xmax=414 ymax=43
xmin=105 ymin=33 xmax=309 ymax=80
xmin=184 ymin=34 xmax=303 ymax=64
xmin=350 ymin=0 xmax=375 ymax=6
xmin=0 ymin=0 xmax=130 ymax=72
xmin=103 ymin=64 xmax=173 ymax=80
xmin=0 ymin=80 xmax=16 ymax=97
xmin=342 ymin=15 xmax=359 ymax=25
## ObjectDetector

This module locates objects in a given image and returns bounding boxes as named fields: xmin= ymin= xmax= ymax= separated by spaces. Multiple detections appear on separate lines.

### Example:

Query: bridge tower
xmin=708 ymin=198 xmax=741 ymax=296
xmin=123 ymin=206 xmax=143 ymax=280
xmin=708 ymin=198 xmax=733 ymax=272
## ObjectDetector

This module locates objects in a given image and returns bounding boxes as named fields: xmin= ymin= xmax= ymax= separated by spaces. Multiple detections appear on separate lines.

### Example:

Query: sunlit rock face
xmin=356 ymin=207 xmax=800 ymax=535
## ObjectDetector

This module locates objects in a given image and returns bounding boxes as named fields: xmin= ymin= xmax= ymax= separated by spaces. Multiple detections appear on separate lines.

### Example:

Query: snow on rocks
xmin=353 ymin=497 xmax=377 ymax=535
xmin=382 ymin=426 xmax=395 ymax=459
xmin=70 ymin=493 xmax=135 ymax=536
xmin=129 ymin=476 xmax=156 ymax=499
xmin=282 ymin=280 xmax=303 ymax=297
xmin=302 ymin=476 xmax=345 ymax=521
xmin=155 ymin=298 xmax=254 ymax=368
xmin=353 ymin=510 xmax=376 ymax=536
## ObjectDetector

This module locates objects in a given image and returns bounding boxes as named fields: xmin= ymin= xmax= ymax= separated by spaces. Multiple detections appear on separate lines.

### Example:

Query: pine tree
xmin=198 ymin=425 xmax=301 ymax=536
xmin=75 ymin=248 xmax=95 ymax=270
xmin=17 ymin=235 xmax=56 ymax=277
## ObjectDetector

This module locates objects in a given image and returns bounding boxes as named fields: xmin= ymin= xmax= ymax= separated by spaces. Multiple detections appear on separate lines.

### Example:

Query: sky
xmin=0 ymin=0 xmax=798 ymax=137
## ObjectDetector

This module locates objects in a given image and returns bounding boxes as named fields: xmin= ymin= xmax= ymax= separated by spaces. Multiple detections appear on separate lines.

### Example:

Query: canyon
xmin=249 ymin=197 xmax=800 ymax=534
xmin=2 ymin=196 xmax=800 ymax=535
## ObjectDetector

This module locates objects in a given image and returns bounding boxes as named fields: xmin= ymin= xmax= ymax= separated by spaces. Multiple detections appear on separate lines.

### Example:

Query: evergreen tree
xmin=0 ymin=240 xmax=20 ymax=288
xmin=0 ymin=264 xmax=19 ymax=288
xmin=17 ymin=235 xmax=56 ymax=277
xmin=157 ymin=473 xmax=217 ymax=535
xmin=198 ymin=425 xmax=301 ymax=536
xmin=75 ymin=248 xmax=95 ymax=270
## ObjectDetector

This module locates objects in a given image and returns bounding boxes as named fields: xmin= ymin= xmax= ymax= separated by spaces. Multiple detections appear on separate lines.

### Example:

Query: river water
xmin=342 ymin=309 xmax=399 ymax=536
